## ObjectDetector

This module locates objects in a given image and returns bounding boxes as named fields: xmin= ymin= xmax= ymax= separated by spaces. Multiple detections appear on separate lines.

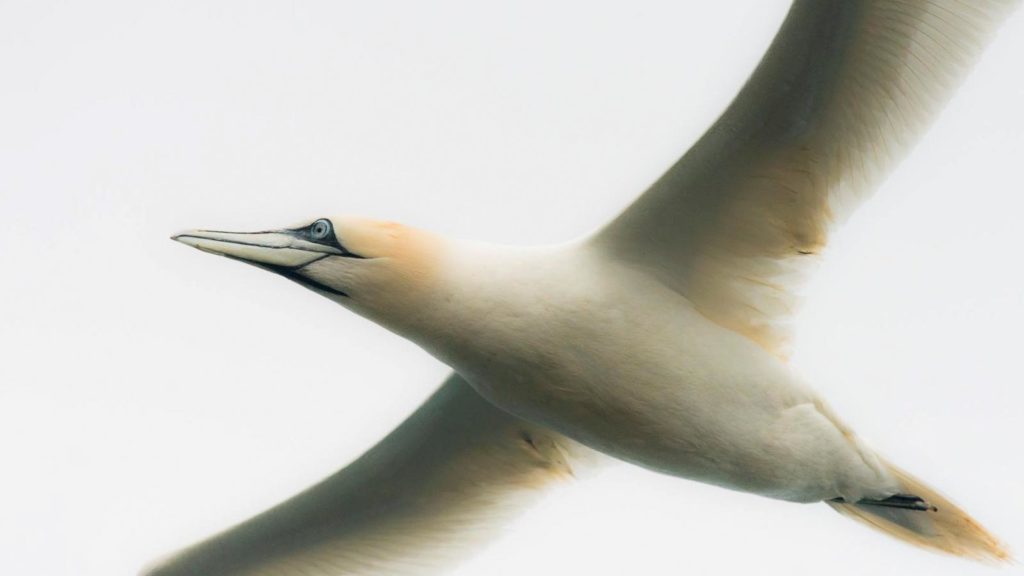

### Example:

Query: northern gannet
xmin=150 ymin=0 xmax=1019 ymax=573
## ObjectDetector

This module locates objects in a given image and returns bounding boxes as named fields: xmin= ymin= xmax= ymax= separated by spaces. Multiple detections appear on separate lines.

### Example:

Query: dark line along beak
xmin=169 ymin=225 xmax=358 ymax=293
xmin=171 ymin=229 xmax=344 ymax=268
xmin=171 ymin=229 xmax=352 ymax=297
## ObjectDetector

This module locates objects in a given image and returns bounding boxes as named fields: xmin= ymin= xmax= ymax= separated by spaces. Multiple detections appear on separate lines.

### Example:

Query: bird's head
xmin=172 ymin=216 xmax=446 ymax=333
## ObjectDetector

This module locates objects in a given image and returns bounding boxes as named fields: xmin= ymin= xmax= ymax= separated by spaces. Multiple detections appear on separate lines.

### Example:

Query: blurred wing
xmin=143 ymin=374 xmax=597 ymax=576
xmin=594 ymin=0 xmax=1019 ymax=359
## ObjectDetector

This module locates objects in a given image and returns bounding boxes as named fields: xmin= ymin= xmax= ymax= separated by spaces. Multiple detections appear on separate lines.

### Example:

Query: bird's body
xmin=151 ymin=0 xmax=1022 ymax=573
xmin=411 ymin=240 xmax=891 ymax=504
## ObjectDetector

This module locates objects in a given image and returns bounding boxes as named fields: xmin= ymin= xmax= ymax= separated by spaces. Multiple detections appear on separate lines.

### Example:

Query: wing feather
xmin=595 ymin=0 xmax=1019 ymax=358
xmin=142 ymin=374 xmax=596 ymax=576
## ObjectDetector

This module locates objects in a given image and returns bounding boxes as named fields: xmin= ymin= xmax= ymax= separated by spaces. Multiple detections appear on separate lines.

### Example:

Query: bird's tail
xmin=827 ymin=460 xmax=1010 ymax=563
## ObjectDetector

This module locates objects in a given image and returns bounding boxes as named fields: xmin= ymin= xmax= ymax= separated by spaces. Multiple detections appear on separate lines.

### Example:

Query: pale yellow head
xmin=172 ymin=216 xmax=446 ymax=334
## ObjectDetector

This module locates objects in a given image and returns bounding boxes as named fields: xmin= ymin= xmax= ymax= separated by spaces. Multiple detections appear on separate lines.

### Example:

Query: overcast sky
xmin=2 ymin=1 xmax=1023 ymax=575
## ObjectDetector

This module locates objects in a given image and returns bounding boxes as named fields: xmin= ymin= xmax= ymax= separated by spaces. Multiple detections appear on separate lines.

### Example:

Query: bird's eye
xmin=310 ymin=219 xmax=332 ymax=240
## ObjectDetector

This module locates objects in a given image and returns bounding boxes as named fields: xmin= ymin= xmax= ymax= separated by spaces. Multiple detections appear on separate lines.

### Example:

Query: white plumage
xmin=153 ymin=0 xmax=1020 ymax=573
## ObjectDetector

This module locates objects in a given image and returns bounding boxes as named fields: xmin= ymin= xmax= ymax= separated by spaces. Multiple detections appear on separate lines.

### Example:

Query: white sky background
xmin=2 ymin=1 xmax=1023 ymax=574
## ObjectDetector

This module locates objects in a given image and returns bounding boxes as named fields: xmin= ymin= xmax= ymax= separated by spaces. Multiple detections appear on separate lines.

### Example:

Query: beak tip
xmin=171 ymin=232 xmax=202 ymax=248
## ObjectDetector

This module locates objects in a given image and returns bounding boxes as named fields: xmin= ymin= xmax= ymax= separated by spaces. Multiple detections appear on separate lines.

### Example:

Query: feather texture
xmin=142 ymin=374 xmax=595 ymax=576
xmin=595 ymin=0 xmax=1020 ymax=359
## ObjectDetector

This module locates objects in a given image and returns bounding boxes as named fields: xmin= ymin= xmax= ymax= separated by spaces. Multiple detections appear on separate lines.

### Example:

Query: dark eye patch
xmin=289 ymin=219 xmax=365 ymax=259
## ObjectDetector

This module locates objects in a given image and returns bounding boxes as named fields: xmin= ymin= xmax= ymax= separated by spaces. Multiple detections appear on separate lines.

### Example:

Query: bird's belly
xmin=457 ymin=304 xmax=865 ymax=503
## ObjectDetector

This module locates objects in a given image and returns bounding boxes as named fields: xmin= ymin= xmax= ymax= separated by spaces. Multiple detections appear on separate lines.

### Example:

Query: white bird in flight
xmin=151 ymin=0 xmax=1019 ymax=573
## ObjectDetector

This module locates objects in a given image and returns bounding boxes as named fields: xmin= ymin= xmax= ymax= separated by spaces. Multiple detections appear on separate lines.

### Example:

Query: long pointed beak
xmin=172 ymin=229 xmax=340 ymax=269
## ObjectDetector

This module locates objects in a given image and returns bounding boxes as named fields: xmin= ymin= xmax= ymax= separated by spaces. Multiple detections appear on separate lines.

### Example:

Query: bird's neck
xmin=373 ymin=241 xmax=583 ymax=377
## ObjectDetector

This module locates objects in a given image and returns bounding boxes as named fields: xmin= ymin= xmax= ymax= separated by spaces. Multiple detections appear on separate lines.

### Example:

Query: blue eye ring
xmin=310 ymin=219 xmax=332 ymax=240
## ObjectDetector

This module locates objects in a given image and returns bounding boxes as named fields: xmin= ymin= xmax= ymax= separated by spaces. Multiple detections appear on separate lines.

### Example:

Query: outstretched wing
xmin=142 ymin=374 xmax=596 ymax=576
xmin=594 ymin=0 xmax=1019 ymax=359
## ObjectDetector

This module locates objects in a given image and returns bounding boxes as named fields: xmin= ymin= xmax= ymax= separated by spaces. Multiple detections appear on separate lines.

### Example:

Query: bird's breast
xmin=436 ymin=276 xmax=771 ymax=459
xmin=409 ymin=248 xmax=858 ymax=500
